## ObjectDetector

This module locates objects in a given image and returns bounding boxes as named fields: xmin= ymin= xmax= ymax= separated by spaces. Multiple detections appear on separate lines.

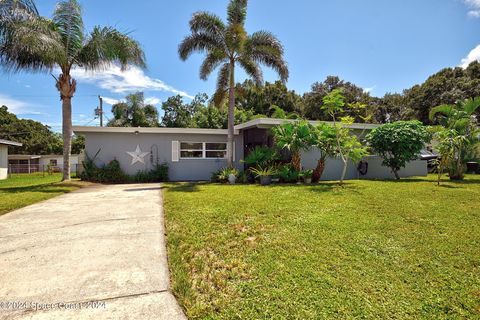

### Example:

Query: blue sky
xmin=1 ymin=0 xmax=480 ymax=131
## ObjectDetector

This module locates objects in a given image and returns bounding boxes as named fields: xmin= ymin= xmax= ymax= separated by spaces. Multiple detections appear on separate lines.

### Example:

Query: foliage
xmin=272 ymin=121 xmax=314 ymax=171
xmin=300 ymin=169 xmax=313 ymax=178
xmin=0 ymin=0 xmax=145 ymax=180
xmin=108 ymin=92 xmax=159 ymax=127
xmin=178 ymin=0 xmax=288 ymax=166
xmin=161 ymin=93 xmax=207 ymax=128
xmin=277 ymin=164 xmax=300 ymax=183
xmin=311 ymin=122 xmax=338 ymax=181
xmin=242 ymin=146 xmax=279 ymax=169
xmin=164 ymin=176 xmax=480 ymax=319
xmin=367 ymin=121 xmax=431 ymax=179
xmin=430 ymin=97 xmax=480 ymax=180
xmin=321 ymin=90 xmax=369 ymax=184
xmin=211 ymin=167 xmax=239 ymax=183
xmin=81 ymin=150 xmax=168 ymax=183
xmin=0 ymin=105 xmax=85 ymax=154
xmin=235 ymin=79 xmax=303 ymax=116
xmin=249 ymin=166 xmax=277 ymax=177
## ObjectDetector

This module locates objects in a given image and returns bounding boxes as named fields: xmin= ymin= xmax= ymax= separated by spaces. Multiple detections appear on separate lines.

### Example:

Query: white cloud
xmin=0 ymin=93 xmax=44 ymax=115
xmin=463 ymin=0 xmax=480 ymax=17
xmin=102 ymin=96 xmax=161 ymax=106
xmin=71 ymin=66 xmax=194 ymax=99
xmin=460 ymin=44 xmax=480 ymax=68
xmin=364 ymin=86 xmax=376 ymax=94
xmin=145 ymin=97 xmax=161 ymax=105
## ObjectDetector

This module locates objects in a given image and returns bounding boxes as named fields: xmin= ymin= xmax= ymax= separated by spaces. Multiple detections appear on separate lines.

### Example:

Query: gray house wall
xmin=301 ymin=149 xmax=428 ymax=180
xmin=0 ymin=145 xmax=8 ymax=180
xmin=83 ymin=132 xmax=244 ymax=181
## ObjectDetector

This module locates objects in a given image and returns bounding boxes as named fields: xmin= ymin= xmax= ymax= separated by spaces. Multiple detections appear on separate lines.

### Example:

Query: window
xmin=49 ymin=159 xmax=58 ymax=166
xmin=180 ymin=142 xmax=227 ymax=159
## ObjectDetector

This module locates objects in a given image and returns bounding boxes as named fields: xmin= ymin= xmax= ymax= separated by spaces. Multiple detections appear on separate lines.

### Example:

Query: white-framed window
xmin=180 ymin=142 xmax=227 ymax=159
xmin=49 ymin=159 xmax=58 ymax=166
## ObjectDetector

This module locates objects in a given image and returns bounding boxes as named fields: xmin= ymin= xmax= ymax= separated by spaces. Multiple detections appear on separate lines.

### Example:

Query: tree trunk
xmin=393 ymin=169 xmax=400 ymax=180
xmin=227 ymin=62 xmax=235 ymax=168
xmin=56 ymin=72 xmax=76 ymax=181
xmin=291 ymin=152 xmax=301 ymax=172
xmin=340 ymin=157 xmax=348 ymax=185
xmin=312 ymin=158 xmax=326 ymax=183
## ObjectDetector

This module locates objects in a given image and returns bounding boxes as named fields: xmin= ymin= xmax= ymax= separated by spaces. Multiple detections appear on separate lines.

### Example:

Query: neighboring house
xmin=0 ymin=139 xmax=23 ymax=180
xmin=73 ymin=118 xmax=428 ymax=181
xmin=8 ymin=154 xmax=80 ymax=174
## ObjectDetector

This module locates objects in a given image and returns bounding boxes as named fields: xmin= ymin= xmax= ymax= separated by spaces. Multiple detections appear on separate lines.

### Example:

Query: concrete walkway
xmin=0 ymin=184 xmax=186 ymax=320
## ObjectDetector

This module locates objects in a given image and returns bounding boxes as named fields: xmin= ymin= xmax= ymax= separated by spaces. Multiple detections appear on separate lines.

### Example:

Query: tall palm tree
xmin=178 ymin=0 xmax=289 ymax=167
xmin=0 ymin=0 xmax=145 ymax=180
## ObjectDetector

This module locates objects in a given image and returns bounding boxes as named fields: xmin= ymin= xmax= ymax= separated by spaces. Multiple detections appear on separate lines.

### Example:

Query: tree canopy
xmin=108 ymin=92 xmax=159 ymax=127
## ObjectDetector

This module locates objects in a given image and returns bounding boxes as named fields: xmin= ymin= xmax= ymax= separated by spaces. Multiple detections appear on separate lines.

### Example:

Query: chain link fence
xmin=7 ymin=164 xmax=81 ymax=178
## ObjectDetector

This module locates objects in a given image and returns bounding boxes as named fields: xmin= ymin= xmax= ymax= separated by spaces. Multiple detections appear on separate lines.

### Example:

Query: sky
xmin=1 ymin=0 xmax=480 ymax=131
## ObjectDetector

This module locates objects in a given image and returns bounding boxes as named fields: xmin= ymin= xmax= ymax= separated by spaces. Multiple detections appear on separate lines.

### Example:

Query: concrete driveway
xmin=0 ymin=184 xmax=186 ymax=320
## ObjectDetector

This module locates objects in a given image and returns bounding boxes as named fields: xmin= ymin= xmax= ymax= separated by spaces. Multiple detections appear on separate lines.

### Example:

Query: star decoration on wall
xmin=126 ymin=145 xmax=149 ymax=165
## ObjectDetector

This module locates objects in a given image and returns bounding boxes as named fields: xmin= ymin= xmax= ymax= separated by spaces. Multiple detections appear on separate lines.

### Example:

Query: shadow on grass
xmin=162 ymin=182 xmax=211 ymax=193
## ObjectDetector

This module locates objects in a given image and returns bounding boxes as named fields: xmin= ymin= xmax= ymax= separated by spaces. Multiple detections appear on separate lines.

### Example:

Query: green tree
xmin=272 ymin=121 xmax=314 ymax=171
xmin=178 ymin=0 xmax=289 ymax=167
xmin=0 ymin=0 xmax=145 ymax=180
xmin=108 ymin=92 xmax=159 ymax=127
xmin=311 ymin=123 xmax=337 ymax=182
xmin=366 ymin=121 xmax=431 ymax=179
xmin=161 ymin=93 xmax=207 ymax=128
xmin=322 ymin=89 xmax=368 ymax=184
xmin=429 ymin=97 xmax=480 ymax=180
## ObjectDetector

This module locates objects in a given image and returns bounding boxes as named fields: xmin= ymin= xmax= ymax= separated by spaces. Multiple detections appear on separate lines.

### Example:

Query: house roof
xmin=8 ymin=154 xmax=79 ymax=160
xmin=234 ymin=118 xmax=381 ymax=131
xmin=0 ymin=139 xmax=22 ymax=147
xmin=73 ymin=118 xmax=380 ymax=135
xmin=72 ymin=126 xmax=239 ymax=135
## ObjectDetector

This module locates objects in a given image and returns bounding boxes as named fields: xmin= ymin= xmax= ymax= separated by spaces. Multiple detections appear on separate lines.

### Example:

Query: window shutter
xmin=172 ymin=141 xmax=179 ymax=162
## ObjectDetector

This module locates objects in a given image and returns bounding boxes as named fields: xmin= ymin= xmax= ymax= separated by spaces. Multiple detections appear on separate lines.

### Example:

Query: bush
xmin=211 ymin=167 xmax=240 ymax=183
xmin=277 ymin=164 xmax=300 ymax=183
xmin=81 ymin=150 xmax=169 ymax=183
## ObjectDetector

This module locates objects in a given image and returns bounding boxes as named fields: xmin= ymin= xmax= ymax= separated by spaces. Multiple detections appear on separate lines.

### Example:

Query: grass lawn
xmin=163 ymin=175 xmax=480 ymax=319
xmin=0 ymin=173 xmax=88 ymax=216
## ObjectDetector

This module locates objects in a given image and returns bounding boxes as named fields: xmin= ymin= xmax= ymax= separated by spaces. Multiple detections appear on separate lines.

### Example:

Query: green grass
xmin=0 ymin=173 xmax=87 ymax=216
xmin=163 ymin=175 xmax=480 ymax=319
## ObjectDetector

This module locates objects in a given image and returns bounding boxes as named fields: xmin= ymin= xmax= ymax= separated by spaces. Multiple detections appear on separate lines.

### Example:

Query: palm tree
xmin=0 ymin=0 xmax=145 ymax=180
xmin=311 ymin=123 xmax=337 ymax=182
xmin=430 ymin=97 xmax=480 ymax=180
xmin=272 ymin=121 xmax=314 ymax=172
xmin=178 ymin=0 xmax=289 ymax=167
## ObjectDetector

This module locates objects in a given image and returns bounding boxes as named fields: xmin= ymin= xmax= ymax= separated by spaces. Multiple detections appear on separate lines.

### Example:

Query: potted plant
xmin=302 ymin=169 xmax=313 ymax=184
xmin=250 ymin=166 xmax=277 ymax=186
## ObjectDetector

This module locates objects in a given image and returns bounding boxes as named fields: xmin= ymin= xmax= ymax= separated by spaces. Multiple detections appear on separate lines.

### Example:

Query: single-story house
xmin=0 ymin=139 xmax=23 ymax=180
xmin=8 ymin=154 xmax=80 ymax=174
xmin=73 ymin=118 xmax=428 ymax=181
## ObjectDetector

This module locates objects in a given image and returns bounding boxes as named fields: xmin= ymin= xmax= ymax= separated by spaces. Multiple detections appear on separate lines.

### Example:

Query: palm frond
xmin=462 ymin=97 xmax=480 ymax=115
xmin=0 ymin=17 xmax=65 ymax=72
xmin=190 ymin=12 xmax=225 ymax=36
xmin=78 ymin=26 xmax=146 ymax=71
xmin=199 ymin=49 xmax=227 ymax=80
xmin=178 ymin=32 xmax=223 ymax=61
xmin=247 ymin=31 xmax=284 ymax=55
xmin=238 ymin=57 xmax=262 ymax=85
xmin=212 ymin=63 xmax=230 ymax=107
xmin=53 ymin=0 xmax=84 ymax=61
xmin=0 ymin=0 xmax=38 ymax=21
xmin=429 ymin=104 xmax=455 ymax=122
xmin=227 ymin=0 xmax=247 ymax=25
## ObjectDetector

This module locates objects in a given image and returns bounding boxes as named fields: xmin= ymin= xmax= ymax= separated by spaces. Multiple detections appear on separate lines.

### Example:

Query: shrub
xmin=132 ymin=162 xmax=169 ymax=183
xmin=242 ymin=146 xmax=279 ymax=169
xmin=277 ymin=164 xmax=300 ymax=183
xmin=211 ymin=167 xmax=239 ymax=183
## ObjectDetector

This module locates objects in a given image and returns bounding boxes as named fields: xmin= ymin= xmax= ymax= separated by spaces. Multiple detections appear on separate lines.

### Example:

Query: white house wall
xmin=0 ymin=145 xmax=8 ymax=180
xmin=83 ymin=132 xmax=244 ymax=181
xmin=39 ymin=156 xmax=79 ymax=172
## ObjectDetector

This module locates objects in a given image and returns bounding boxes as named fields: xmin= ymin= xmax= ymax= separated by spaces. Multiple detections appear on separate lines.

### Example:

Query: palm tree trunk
xmin=227 ymin=62 xmax=235 ymax=168
xmin=312 ymin=157 xmax=326 ymax=182
xmin=291 ymin=151 xmax=301 ymax=172
xmin=62 ymin=97 xmax=73 ymax=181
xmin=56 ymin=72 xmax=76 ymax=181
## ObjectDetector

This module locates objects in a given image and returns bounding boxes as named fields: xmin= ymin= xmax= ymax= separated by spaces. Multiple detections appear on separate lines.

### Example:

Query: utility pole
xmin=95 ymin=95 xmax=104 ymax=127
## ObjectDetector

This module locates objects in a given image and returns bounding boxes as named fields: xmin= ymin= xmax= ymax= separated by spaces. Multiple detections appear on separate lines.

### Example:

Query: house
xmin=73 ymin=118 xmax=428 ymax=181
xmin=8 ymin=154 xmax=80 ymax=174
xmin=0 ymin=139 xmax=23 ymax=180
